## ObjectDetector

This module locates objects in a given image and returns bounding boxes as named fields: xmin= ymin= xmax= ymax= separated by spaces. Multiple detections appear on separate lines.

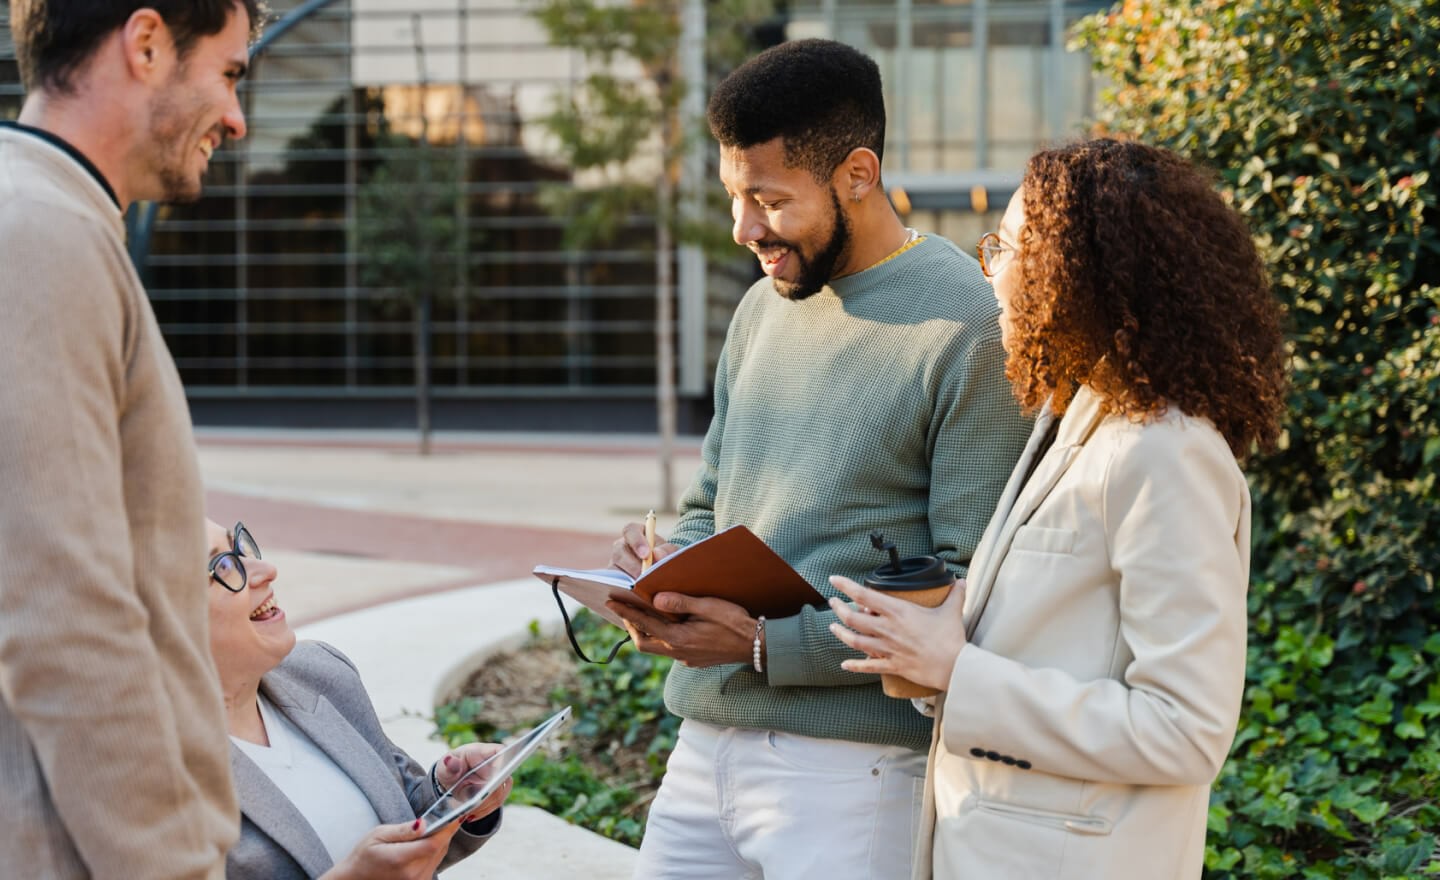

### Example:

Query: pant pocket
xmin=763 ymin=729 xmax=890 ymax=774
xmin=866 ymin=751 xmax=927 ymax=878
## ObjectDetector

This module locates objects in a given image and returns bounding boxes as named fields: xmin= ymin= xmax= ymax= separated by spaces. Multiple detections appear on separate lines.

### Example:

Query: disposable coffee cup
xmin=863 ymin=552 xmax=955 ymax=699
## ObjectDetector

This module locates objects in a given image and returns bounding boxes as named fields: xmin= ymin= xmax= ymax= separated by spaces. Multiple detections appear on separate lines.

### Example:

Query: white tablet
xmin=418 ymin=705 xmax=572 ymax=838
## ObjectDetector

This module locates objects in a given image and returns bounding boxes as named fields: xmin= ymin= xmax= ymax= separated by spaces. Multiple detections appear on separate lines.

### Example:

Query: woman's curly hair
xmin=1005 ymin=138 xmax=1289 ymax=458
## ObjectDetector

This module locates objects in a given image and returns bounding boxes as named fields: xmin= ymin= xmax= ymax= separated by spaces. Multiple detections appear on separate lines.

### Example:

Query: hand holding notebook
xmin=534 ymin=524 xmax=824 ymax=628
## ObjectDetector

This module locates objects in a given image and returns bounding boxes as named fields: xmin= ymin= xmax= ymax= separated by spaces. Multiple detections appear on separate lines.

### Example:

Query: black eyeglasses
xmin=209 ymin=522 xmax=261 ymax=593
xmin=976 ymin=232 xmax=1017 ymax=279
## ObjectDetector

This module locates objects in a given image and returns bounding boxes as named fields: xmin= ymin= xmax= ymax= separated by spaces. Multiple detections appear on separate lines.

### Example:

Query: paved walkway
xmin=198 ymin=429 xmax=705 ymax=878
xmin=201 ymin=430 xmax=702 ymax=625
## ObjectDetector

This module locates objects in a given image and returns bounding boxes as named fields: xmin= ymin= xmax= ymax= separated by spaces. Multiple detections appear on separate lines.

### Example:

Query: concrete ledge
xmin=296 ymin=579 xmax=638 ymax=879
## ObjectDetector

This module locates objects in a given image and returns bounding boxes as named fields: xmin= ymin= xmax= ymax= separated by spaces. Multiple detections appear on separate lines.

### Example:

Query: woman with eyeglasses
xmin=204 ymin=519 xmax=511 ymax=880
xmin=827 ymin=139 xmax=1288 ymax=879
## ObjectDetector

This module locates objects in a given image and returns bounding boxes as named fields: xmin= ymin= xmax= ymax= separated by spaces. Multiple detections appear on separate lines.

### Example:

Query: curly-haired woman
xmin=828 ymin=138 xmax=1288 ymax=879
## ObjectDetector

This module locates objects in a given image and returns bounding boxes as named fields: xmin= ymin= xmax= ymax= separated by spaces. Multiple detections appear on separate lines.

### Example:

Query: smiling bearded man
xmin=600 ymin=38 xmax=1035 ymax=880
xmin=0 ymin=2 xmax=261 ymax=877
xmin=756 ymin=186 xmax=851 ymax=301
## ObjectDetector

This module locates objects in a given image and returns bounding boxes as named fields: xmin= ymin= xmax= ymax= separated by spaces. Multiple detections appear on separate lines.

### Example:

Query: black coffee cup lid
xmin=865 ymin=554 xmax=953 ymax=591
xmin=864 ymin=531 xmax=953 ymax=590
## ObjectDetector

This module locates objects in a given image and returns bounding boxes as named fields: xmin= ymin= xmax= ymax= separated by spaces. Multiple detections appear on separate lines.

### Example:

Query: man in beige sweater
xmin=0 ymin=2 xmax=260 ymax=876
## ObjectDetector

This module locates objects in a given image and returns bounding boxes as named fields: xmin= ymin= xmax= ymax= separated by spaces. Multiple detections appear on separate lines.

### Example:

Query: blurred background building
xmin=0 ymin=0 xmax=1104 ymax=431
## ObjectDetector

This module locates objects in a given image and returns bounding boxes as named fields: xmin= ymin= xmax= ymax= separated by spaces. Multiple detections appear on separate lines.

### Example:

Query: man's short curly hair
xmin=1006 ymin=138 xmax=1288 ymax=458
xmin=707 ymin=38 xmax=885 ymax=182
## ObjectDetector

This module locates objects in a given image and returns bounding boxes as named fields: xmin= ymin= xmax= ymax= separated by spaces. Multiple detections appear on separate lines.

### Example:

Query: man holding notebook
xmin=604 ymin=39 xmax=1032 ymax=879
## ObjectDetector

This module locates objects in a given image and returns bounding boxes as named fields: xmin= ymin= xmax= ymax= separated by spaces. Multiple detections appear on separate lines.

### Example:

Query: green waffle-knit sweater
xmin=666 ymin=234 xmax=1034 ymax=752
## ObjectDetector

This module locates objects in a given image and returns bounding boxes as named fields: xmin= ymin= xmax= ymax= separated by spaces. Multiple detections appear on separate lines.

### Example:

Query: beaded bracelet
xmin=752 ymin=616 xmax=766 ymax=673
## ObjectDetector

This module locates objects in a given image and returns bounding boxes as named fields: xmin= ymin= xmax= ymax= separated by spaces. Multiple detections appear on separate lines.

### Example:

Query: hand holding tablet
xmin=418 ymin=706 xmax=572 ymax=838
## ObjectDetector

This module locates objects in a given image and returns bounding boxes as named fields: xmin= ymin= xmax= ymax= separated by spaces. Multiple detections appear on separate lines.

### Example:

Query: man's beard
xmin=772 ymin=190 xmax=851 ymax=301
xmin=156 ymin=160 xmax=201 ymax=204
xmin=147 ymin=77 xmax=208 ymax=204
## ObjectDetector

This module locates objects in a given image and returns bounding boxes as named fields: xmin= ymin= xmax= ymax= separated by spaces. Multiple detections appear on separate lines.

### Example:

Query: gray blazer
xmin=226 ymin=641 xmax=497 ymax=879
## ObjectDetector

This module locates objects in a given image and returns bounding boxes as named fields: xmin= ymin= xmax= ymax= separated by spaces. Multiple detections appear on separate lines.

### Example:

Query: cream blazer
xmin=915 ymin=385 xmax=1250 ymax=880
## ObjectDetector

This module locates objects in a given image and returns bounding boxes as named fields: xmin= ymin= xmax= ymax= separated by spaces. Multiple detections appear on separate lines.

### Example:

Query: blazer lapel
xmin=962 ymin=388 xmax=1107 ymax=636
xmin=263 ymin=676 xmax=418 ymax=826
xmin=229 ymin=746 xmax=335 ymax=878
xmin=960 ymin=406 xmax=1055 ymax=627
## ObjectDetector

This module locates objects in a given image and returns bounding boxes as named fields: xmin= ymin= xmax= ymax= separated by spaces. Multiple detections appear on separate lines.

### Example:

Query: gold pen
xmin=642 ymin=509 xmax=657 ymax=574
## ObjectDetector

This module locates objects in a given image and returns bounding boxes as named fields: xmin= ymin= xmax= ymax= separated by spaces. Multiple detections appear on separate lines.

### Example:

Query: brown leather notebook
xmin=533 ymin=524 xmax=825 ymax=627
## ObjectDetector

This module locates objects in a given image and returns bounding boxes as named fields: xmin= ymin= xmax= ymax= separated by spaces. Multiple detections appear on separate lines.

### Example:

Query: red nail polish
xmin=412 ymin=819 xmax=421 ymax=831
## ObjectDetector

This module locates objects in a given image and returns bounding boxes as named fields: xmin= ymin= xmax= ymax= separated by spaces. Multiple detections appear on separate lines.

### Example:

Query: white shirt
xmin=232 ymin=696 xmax=382 ymax=866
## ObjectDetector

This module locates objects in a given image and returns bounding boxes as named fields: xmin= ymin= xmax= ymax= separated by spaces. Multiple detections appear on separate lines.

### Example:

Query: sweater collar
xmin=0 ymin=121 xmax=121 ymax=210
xmin=826 ymin=233 xmax=939 ymax=299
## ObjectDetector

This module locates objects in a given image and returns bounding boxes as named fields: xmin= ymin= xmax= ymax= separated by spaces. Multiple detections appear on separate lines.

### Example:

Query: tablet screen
xmin=417 ymin=705 xmax=571 ymax=838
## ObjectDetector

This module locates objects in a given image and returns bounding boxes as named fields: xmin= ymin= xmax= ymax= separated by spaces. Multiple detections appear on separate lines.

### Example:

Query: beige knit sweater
xmin=0 ymin=126 xmax=237 ymax=878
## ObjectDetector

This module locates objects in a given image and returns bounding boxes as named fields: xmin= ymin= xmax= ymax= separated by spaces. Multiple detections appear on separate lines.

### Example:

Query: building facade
xmin=0 ymin=0 xmax=1105 ymax=431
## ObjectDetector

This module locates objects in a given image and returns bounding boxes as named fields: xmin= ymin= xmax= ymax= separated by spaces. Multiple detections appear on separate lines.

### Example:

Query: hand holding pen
xmin=611 ymin=512 xmax=678 ymax=579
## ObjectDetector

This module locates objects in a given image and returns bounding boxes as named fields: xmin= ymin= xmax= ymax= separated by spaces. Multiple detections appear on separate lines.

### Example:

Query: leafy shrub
xmin=561 ymin=611 xmax=680 ymax=763
xmin=434 ymin=611 xmax=675 ymax=847
xmin=1076 ymin=1 xmax=1440 ymax=876
xmin=433 ymin=695 xmax=491 ymax=745
xmin=506 ymin=754 xmax=646 ymax=845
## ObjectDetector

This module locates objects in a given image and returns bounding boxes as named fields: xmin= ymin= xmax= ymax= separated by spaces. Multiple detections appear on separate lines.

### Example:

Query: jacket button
xmin=985 ymin=751 xmax=1001 ymax=761
xmin=1016 ymin=760 xmax=1032 ymax=770
xmin=970 ymin=748 xmax=986 ymax=758
xmin=1000 ymin=756 xmax=1016 ymax=765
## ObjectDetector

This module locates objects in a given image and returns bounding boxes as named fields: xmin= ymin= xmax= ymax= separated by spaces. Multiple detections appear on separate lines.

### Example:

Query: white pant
xmin=634 ymin=720 xmax=927 ymax=880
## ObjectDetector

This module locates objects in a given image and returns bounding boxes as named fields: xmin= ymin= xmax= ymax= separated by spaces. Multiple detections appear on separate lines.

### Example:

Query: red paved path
xmin=206 ymin=489 xmax=615 ymax=620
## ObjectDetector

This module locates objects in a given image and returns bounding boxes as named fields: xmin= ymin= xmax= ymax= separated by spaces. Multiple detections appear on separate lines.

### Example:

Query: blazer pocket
xmin=1009 ymin=525 xmax=1077 ymax=555
xmin=970 ymin=797 xmax=1113 ymax=836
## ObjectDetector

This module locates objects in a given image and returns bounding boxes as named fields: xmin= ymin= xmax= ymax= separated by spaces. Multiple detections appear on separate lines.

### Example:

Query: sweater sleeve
xmin=0 ymin=213 xmax=231 ymax=879
xmin=763 ymin=603 xmax=868 ymax=687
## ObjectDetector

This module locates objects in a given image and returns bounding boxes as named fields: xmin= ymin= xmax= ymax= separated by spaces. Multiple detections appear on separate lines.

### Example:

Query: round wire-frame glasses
xmin=976 ymin=232 xmax=1017 ymax=279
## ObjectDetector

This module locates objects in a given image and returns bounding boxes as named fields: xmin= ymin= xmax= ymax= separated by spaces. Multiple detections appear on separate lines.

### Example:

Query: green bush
xmin=562 ymin=616 xmax=680 ymax=763
xmin=435 ymin=611 xmax=675 ymax=847
xmin=1076 ymin=1 xmax=1440 ymax=876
